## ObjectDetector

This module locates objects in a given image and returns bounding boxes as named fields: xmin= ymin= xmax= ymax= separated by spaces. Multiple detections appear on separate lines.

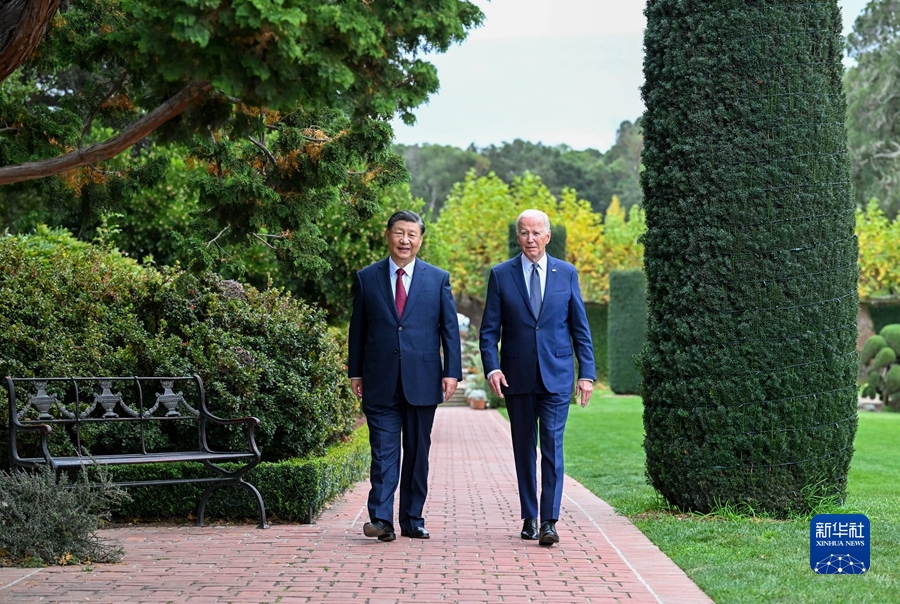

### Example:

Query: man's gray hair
xmin=515 ymin=209 xmax=551 ymax=232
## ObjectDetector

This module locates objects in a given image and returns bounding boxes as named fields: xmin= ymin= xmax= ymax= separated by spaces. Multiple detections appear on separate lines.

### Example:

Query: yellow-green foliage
xmin=429 ymin=171 xmax=645 ymax=303
xmin=856 ymin=199 xmax=900 ymax=300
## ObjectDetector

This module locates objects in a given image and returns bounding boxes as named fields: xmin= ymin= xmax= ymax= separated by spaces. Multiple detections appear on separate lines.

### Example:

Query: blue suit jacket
xmin=479 ymin=253 xmax=595 ymax=395
xmin=348 ymin=258 xmax=462 ymax=407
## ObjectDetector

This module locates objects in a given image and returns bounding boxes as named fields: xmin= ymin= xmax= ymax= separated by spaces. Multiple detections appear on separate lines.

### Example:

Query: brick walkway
xmin=0 ymin=407 xmax=713 ymax=603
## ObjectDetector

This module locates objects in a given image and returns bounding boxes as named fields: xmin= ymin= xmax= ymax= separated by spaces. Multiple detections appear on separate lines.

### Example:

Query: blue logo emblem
xmin=810 ymin=514 xmax=870 ymax=574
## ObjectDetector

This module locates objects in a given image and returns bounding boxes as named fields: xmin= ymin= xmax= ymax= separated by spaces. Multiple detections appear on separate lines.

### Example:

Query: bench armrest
xmin=200 ymin=414 xmax=262 ymax=458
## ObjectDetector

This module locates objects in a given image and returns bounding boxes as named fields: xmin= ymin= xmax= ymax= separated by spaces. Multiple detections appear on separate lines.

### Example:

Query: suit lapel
xmin=542 ymin=255 xmax=561 ymax=321
xmin=376 ymin=258 xmax=400 ymax=322
xmin=511 ymin=254 xmax=537 ymax=321
xmin=401 ymin=261 xmax=428 ymax=323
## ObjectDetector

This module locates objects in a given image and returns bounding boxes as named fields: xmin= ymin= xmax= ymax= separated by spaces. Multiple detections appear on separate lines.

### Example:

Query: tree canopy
xmin=395 ymin=120 xmax=644 ymax=217
xmin=846 ymin=0 xmax=900 ymax=216
xmin=0 ymin=0 xmax=483 ymax=273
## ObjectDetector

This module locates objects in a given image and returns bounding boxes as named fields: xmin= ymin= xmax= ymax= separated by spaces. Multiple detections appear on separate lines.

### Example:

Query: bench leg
xmin=196 ymin=480 xmax=269 ymax=529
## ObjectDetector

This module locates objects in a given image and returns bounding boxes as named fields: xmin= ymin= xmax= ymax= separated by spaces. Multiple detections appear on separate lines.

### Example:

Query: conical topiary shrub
xmin=639 ymin=0 xmax=858 ymax=516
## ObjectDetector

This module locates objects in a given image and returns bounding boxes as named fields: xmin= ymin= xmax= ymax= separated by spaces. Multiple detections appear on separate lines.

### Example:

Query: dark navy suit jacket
xmin=348 ymin=258 xmax=462 ymax=406
xmin=479 ymin=253 xmax=595 ymax=394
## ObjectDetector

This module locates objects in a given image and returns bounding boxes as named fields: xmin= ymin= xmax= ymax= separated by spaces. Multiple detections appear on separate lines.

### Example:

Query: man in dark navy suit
xmin=348 ymin=210 xmax=462 ymax=541
xmin=480 ymin=209 xmax=595 ymax=546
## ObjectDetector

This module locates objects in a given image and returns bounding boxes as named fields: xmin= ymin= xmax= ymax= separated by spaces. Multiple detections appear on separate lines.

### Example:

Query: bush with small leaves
xmin=0 ymin=467 xmax=129 ymax=567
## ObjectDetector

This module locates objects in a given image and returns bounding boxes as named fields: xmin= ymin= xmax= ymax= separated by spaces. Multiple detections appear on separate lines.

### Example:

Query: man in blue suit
xmin=349 ymin=210 xmax=462 ymax=542
xmin=480 ymin=209 xmax=595 ymax=546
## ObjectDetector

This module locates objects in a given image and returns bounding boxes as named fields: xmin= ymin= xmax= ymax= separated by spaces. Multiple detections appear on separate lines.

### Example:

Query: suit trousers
xmin=505 ymin=370 xmax=570 ymax=523
xmin=364 ymin=378 xmax=436 ymax=530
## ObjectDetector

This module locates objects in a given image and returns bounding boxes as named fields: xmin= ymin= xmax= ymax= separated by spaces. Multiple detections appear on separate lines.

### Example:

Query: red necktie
xmin=395 ymin=268 xmax=407 ymax=318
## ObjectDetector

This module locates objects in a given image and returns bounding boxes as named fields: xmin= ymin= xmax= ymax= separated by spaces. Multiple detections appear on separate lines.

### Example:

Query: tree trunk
xmin=0 ymin=0 xmax=61 ymax=82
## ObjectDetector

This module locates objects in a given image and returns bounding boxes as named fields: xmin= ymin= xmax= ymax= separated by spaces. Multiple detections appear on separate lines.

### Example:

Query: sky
xmin=390 ymin=0 xmax=873 ymax=153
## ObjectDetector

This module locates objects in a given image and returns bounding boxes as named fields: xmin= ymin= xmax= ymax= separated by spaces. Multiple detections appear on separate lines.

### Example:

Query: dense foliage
xmin=429 ymin=172 xmax=645 ymax=306
xmin=640 ymin=0 xmax=858 ymax=515
xmin=395 ymin=120 xmax=643 ymax=216
xmin=859 ymin=324 xmax=900 ymax=410
xmin=0 ymin=0 xmax=482 ymax=275
xmin=0 ymin=228 xmax=356 ymax=465
xmin=856 ymin=199 xmax=900 ymax=300
xmin=846 ymin=0 xmax=900 ymax=217
xmin=607 ymin=270 xmax=646 ymax=395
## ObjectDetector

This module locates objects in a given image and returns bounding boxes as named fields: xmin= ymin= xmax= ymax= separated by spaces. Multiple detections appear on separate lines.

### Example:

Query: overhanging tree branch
xmin=0 ymin=0 xmax=62 ymax=82
xmin=0 ymin=81 xmax=212 ymax=185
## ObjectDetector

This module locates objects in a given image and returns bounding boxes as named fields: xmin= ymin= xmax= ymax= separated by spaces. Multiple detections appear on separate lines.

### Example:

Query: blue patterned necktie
xmin=529 ymin=262 xmax=542 ymax=317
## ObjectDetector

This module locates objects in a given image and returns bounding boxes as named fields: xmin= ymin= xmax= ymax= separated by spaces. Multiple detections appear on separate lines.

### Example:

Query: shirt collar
xmin=389 ymin=257 xmax=416 ymax=277
xmin=525 ymin=254 xmax=548 ymax=272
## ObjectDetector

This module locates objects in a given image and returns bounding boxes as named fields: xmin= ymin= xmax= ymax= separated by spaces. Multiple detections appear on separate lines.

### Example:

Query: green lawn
xmin=562 ymin=392 xmax=900 ymax=604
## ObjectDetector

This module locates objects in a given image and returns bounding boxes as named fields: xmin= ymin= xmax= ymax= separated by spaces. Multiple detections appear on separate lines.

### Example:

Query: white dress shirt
xmin=389 ymin=257 xmax=415 ymax=299
xmin=522 ymin=253 xmax=547 ymax=300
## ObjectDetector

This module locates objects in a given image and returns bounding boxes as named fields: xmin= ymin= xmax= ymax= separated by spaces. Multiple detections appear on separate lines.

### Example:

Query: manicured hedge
xmin=0 ymin=227 xmax=358 ymax=467
xmin=584 ymin=302 xmax=609 ymax=383
xmin=869 ymin=302 xmax=900 ymax=334
xmin=640 ymin=1 xmax=858 ymax=515
xmin=107 ymin=425 xmax=370 ymax=523
xmin=607 ymin=271 xmax=646 ymax=394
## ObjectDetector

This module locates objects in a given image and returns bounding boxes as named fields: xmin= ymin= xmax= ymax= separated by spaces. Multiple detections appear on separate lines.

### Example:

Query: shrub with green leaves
xmin=0 ymin=227 xmax=357 ymax=466
xmin=640 ymin=1 xmax=858 ymax=516
xmin=860 ymin=324 xmax=900 ymax=410
xmin=0 ymin=467 xmax=128 ymax=566
xmin=608 ymin=270 xmax=646 ymax=395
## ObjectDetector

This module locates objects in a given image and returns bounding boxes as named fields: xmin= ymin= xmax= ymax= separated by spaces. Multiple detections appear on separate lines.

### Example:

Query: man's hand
xmin=488 ymin=371 xmax=509 ymax=399
xmin=442 ymin=378 xmax=458 ymax=401
xmin=576 ymin=379 xmax=593 ymax=407
xmin=351 ymin=378 xmax=363 ymax=399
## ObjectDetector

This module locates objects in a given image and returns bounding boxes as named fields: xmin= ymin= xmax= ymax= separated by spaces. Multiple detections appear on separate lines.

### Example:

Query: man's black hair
xmin=386 ymin=210 xmax=425 ymax=234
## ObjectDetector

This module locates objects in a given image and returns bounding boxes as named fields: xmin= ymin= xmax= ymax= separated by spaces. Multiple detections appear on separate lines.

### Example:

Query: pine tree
xmin=640 ymin=0 xmax=858 ymax=516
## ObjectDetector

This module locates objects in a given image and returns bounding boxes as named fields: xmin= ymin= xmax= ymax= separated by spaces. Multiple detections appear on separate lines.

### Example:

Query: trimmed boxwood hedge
xmin=640 ymin=1 xmax=858 ymax=516
xmin=869 ymin=302 xmax=900 ymax=334
xmin=584 ymin=302 xmax=609 ymax=383
xmin=608 ymin=270 xmax=646 ymax=394
xmin=107 ymin=425 xmax=370 ymax=523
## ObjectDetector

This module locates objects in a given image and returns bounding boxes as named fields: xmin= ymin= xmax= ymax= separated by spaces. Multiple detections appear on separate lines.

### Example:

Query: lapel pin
xmin=552 ymin=268 xmax=557 ymax=272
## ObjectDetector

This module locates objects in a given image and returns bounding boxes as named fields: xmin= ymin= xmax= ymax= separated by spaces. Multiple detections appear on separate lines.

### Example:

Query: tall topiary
xmin=608 ymin=270 xmax=647 ymax=395
xmin=640 ymin=1 xmax=858 ymax=515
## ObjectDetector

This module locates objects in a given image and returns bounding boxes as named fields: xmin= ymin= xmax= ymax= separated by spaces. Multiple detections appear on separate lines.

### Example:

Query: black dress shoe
xmin=521 ymin=518 xmax=539 ymax=540
xmin=539 ymin=521 xmax=559 ymax=546
xmin=363 ymin=519 xmax=396 ymax=541
xmin=400 ymin=527 xmax=431 ymax=539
